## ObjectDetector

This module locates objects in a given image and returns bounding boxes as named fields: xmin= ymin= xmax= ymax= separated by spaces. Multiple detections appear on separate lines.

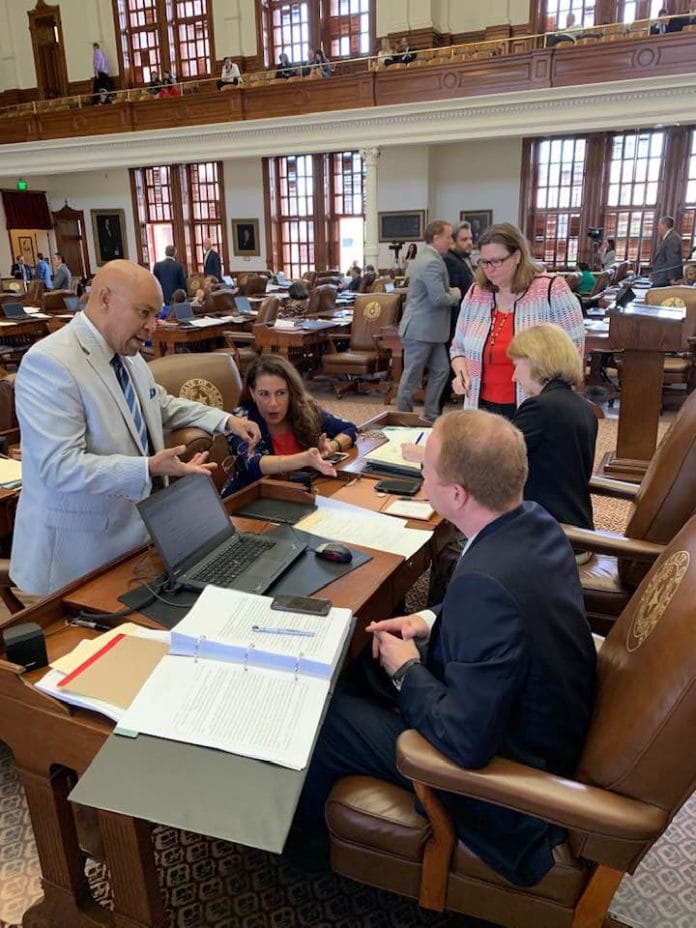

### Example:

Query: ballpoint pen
xmin=68 ymin=618 xmax=114 ymax=632
xmin=415 ymin=432 xmax=424 ymax=445
xmin=252 ymin=625 xmax=316 ymax=638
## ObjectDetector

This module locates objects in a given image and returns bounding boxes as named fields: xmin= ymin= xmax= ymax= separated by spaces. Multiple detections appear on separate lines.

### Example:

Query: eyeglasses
xmin=221 ymin=440 xmax=253 ymax=475
xmin=479 ymin=253 xmax=515 ymax=269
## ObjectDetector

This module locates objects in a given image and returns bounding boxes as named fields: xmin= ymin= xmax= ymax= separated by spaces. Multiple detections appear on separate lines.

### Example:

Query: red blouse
xmin=270 ymin=431 xmax=303 ymax=455
xmin=480 ymin=310 xmax=515 ymax=404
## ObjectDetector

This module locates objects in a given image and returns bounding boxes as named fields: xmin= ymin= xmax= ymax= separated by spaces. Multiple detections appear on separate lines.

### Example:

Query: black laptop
xmin=170 ymin=301 xmax=194 ymax=323
xmin=137 ymin=474 xmax=306 ymax=594
xmin=2 ymin=302 xmax=31 ymax=320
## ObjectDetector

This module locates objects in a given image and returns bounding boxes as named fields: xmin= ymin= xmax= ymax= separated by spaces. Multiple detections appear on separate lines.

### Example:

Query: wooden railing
xmin=1 ymin=18 xmax=694 ymax=145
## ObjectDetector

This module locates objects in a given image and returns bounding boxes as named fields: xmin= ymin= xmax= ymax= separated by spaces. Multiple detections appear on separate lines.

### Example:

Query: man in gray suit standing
xmin=396 ymin=220 xmax=461 ymax=421
xmin=11 ymin=259 xmax=260 ymax=595
xmin=52 ymin=252 xmax=72 ymax=291
xmin=651 ymin=215 xmax=684 ymax=286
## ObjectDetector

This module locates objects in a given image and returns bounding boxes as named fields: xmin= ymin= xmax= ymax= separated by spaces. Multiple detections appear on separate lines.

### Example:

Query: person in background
xmin=508 ymin=324 xmax=598 ymax=540
xmin=396 ymin=220 xmax=461 ymax=422
xmin=92 ymin=42 xmax=110 ymax=97
xmin=576 ymin=261 xmax=596 ymax=294
xmin=651 ymin=216 xmax=684 ymax=286
xmin=276 ymin=52 xmax=295 ymax=80
xmin=34 ymin=252 xmax=52 ymax=289
xmin=279 ymin=282 xmax=310 ymax=318
xmin=450 ymin=222 xmax=584 ymax=419
xmin=345 ymin=265 xmax=363 ymax=292
xmin=680 ymin=262 xmax=696 ymax=285
xmin=221 ymin=355 xmax=357 ymax=497
xmin=650 ymin=8 xmax=670 ymax=34
xmin=202 ymin=237 xmax=222 ymax=282
xmin=10 ymin=260 xmax=260 ymax=595
xmin=600 ymin=238 xmax=616 ymax=269
xmin=217 ymin=57 xmax=241 ymax=89
xmin=153 ymin=245 xmax=187 ymax=304
xmin=440 ymin=221 xmax=474 ymax=410
xmin=402 ymin=243 xmax=418 ymax=277
xmin=394 ymin=36 xmax=416 ymax=64
xmin=377 ymin=37 xmax=395 ymax=66
xmin=288 ymin=409 xmax=596 ymax=885
xmin=97 ymin=88 xmax=114 ymax=105
xmin=160 ymin=288 xmax=188 ymax=320
xmin=310 ymin=48 xmax=332 ymax=77
xmin=11 ymin=255 xmax=31 ymax=284
xmin=52 ymin=253 xmax=72 ymax=291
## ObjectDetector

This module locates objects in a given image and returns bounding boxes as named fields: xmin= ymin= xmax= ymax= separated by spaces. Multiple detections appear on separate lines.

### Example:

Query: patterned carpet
xmin=0 ymin=391 xmax=691 ymax=928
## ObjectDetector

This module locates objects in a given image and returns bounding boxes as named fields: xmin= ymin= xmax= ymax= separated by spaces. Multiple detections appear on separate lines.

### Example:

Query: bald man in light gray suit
xmin=396 ymin=220 xmax=461 ymax=422
xmin=11 ymin=260 xmax=260 ymax=595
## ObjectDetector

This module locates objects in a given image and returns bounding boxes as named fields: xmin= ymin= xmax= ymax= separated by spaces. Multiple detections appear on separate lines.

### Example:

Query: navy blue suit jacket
xmin=399 ymin=502 xmax=596 ymax=885
xmin=512 ymin=380 xmax=597 ymax=529
xmin=203 ymin=249 xmax=222 ymax=282
xmin=153 ymin=258 xmax=187 ymax=303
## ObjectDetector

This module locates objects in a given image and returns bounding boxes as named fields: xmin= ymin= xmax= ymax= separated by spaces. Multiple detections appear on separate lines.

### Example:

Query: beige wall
xmin=377 ymin=0 xmax=531 ymax=36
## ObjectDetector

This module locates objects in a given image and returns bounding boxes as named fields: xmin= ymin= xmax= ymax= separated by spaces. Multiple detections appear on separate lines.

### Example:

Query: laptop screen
xmin=235 ymin=295 xmax=252 ymax=314
xmin=137 ymin=474 xmax=234 ymax=574
xmin=63 ymin=297 xmax=80 ymax=312
xmin=172 ymin=302 xmax=194 ymax=321
xmin=222 ymin=275 xmax=235 ymax=287
xmin=276 ymin=272 xmax=288 ymax=284
xmin=2 ymin=303 xmax=26 ymax=318
xmin=384 ymin=282 xmax=395 ymax=293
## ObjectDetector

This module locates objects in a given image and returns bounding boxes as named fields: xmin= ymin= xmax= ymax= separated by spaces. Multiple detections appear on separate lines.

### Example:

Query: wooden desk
xmin=150 ymin=320 xmax=236 ymax=358
xmin=0 ymin=491 xmax=431 ymax=928
xmin=254 ymin=321 xmax=349 ymax=373
xmin=600 ymin=304 xmax=686 ymax=482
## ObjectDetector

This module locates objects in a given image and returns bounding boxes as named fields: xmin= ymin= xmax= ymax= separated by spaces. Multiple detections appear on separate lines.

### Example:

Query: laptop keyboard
xmin=189 ymin=536 xmax=275 ymax=586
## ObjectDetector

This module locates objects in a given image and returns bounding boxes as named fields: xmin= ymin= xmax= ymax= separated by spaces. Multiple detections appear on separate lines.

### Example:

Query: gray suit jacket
xmin=11 ymin=313 xmax=228 ymax=594
xmin=52 ymin=263 xmax=71 ymax=291
xmin=652 ymin=229 xmax=683 ymax=286
xmin=399 ymin=245 xmax=459 ymax=343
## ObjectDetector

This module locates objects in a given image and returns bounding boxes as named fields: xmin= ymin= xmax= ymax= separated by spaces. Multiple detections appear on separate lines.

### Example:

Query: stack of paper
xmin=0 ymin=457 xmax=21 ymax=489
xmin=296 ymin=496 xmax=432 ymax=560
xmin=363 ymin=426 xmax=429 ymax=476
xmin=116 ymin=586 xmax=354 ymax=770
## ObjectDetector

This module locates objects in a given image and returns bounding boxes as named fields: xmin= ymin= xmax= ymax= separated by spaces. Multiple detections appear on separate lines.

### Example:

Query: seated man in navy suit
xmin=291 ymin=409 xmax=596 ymax=886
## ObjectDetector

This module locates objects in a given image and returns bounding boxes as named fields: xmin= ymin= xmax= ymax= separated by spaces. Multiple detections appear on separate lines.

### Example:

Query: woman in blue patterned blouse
xmin=221 ymin=355 xmax=357 ymax=497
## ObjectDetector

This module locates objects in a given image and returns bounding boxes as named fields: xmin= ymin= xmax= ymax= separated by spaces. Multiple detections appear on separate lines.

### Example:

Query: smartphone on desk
xmin=326 ymin=451 xmax=349 ymax=464
xmin=270 ymin=595 xmax=332 ymax=616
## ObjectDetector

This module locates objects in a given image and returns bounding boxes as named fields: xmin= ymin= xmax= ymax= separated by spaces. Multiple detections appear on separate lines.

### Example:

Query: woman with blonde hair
xmin=451 ymin=222 xmax=584 ymax=418
xmin=508 ymin=323 xmax=597 ymax=533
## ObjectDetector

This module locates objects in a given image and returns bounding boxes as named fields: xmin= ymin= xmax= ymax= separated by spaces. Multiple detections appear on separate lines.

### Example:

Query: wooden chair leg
xmin=413 ymin=782 xmax=455 ymax=911
xmin=571 ymin=864 xmax=625 ymax=928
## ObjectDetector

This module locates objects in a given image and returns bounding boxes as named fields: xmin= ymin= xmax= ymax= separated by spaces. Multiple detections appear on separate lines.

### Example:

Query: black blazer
xmin=153 ymin=258 xmax=187 ymax=303
xmin=443 ymin=250 xmax=474 ymax=339
xmin=512 ymin=380 xmax=598 ymax=530
xmin=203 ymin=248 xmax=222 ymax=282
xmin=399 ymin=502 xmax=596 ymax=886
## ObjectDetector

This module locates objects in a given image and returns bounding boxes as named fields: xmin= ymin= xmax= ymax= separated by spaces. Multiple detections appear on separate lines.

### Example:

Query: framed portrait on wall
xmin=232 ymin=219 xmax=260 ymax=257
xmin=460 ymin=210 xmax=493 ymax=246
xmin=91 ymin=209 xmax=127 ymax=265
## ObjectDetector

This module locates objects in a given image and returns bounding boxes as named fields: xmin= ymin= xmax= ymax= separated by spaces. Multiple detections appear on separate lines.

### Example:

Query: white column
xmin=361 ymin=146 xmax=380 ymax=269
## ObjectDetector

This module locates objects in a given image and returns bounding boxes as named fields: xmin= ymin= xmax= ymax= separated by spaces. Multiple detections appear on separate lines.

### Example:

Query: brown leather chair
xmin=563 ymin=387 xmax=696 ymax=633
xmin=147 ymin=353 xmax=242 ymax=486
xmin=327 ymin=511 xmax=696 ymax=928
xmin=301 ymin=271 xmax=317 ymax=287
xmin=320 ymin=293 xmax=401 ymax=396
xmin=42 ymin=290 xmax=76 ymax=314
xmin=205 ymin=289 xmax=237 ymax=314
xmin=186 ymin=273 xmax=203 ymax=298
xmin=0 ymin=373 xmax=19 ymax=445
xmin=308 ymin=284 xmax=337 ymax=314
xmin=215 ymin=297 xmax=279 ymax=373
xmin=245 ymin=275 xmax=268 ymax=296
xmin=23 ymin=280 xmax=45 ymax=305
xmin=358 ymin=272 xmax=377 ymax=293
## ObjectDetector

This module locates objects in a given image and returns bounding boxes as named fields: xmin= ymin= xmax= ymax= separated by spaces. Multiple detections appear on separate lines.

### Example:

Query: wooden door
xmin=52 ymin=204 xmax=90 ymax=280
xmin=28 ymin=2 xmax=68 ymax=100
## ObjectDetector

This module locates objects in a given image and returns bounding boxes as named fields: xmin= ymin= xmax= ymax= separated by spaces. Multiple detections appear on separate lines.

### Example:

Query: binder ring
xmin=193 ymin=634 xmax=207 ymax=663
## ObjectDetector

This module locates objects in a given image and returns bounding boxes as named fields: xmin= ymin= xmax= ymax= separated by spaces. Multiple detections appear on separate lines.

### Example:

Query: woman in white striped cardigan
xmin=450 ymin=223 xmax=585 ymax=417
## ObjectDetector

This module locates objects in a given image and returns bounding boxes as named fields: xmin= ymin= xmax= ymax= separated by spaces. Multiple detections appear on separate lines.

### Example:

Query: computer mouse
xmin=315 ymin=542 xmax=353 ymax=564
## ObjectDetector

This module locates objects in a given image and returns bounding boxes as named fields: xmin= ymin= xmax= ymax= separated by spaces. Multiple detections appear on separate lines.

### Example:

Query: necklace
xmin=487 ymin=306 xmax=514 ymax=365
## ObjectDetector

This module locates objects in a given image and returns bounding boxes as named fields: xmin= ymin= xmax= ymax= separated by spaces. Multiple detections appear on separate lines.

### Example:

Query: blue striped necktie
xmin=111 ymin=354 xmax=149 ymax=453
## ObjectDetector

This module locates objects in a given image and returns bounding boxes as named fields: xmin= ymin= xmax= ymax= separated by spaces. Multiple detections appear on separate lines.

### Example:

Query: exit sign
xmin=16 ymin=180 xmax=27 ymax=191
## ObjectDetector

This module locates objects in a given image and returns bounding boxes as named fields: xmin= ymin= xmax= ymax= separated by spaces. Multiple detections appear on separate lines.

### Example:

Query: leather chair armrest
xmin=561 ymin=525 xmax=664 ymax=561
xmin=589 ymin=475 xmax=640 ymax=500
xmin=396 ymin=731 xmax=666 ymax=841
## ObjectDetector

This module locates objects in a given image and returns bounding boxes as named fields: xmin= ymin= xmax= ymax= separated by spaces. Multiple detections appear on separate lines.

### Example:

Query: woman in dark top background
xmin=508 ymin=324 xmax=598 ymax=543
xmin=222 ymin=355 xmax=357 ymax=497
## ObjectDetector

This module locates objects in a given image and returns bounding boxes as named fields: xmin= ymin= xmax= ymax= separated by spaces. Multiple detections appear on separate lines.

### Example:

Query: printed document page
xmin=117 ymin=655 xmax=329 ymax=769
xmin=295 ymin=495 xmax=432 ymax=560
xmin=170 ymin=585 xmax=352 ymax=676
xmin=363 ymin=426 xmax=430 ymax=471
